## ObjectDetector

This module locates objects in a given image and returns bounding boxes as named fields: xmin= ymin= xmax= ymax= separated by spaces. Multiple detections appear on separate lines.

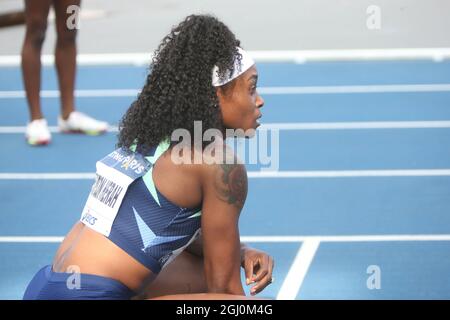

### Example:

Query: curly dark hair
xmin=117 ymin=14 xmax=242 ymax=151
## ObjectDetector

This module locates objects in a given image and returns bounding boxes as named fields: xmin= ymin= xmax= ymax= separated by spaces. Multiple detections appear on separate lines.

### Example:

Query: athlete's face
xmin=217 ymin=65 xmax=264 ymax=136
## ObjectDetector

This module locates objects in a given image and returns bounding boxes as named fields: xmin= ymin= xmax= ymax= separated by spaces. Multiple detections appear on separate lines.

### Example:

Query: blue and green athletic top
xmin=81 ymin=140 xmax=202 ymax=274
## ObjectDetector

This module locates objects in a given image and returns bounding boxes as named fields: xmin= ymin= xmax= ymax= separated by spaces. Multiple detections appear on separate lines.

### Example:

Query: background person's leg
xmin=53 ymin=0 xmax=80 ymax=120
xmin=21 ymin=0 xmax=52 ymax=121
xmin=52 ymin=0 xmax=108 ymax=134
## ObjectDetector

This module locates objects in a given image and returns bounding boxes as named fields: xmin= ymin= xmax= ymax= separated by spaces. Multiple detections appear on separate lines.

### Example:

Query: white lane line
xmin=276 ymin=240 xmax=320 ymax=300
xmin=0 ymin=126 xmax=119 ymax=133
xmin=2 ymin=84 xmax=450 ymax=98
xmin=1 ymin=48 xmax=450 ymax=66
xmin=261 ymin=121 xmax=450 ymax=130
xmin=1 ymin=169 xmax=450 ymax=180
xmin=0 ymin=237 xmax=64 ymax=243
xmin=2 ymin=121 xmax=450 ymax=134
xmin=241 ymin=234 xmax=450 ymax=242
xmin=3 ymin=234 xmax=450 ymax=243
xmin=0 ymin=89 xmax=139 ymax=98
xmin=0 ymin=173 xmax=96 ymax=179
xmin=248 ymin=48 xmax=450 ymax=62
xmin=258 ymin=84 xmax=450 ymax=94
xmin=247 ymin=169 xmax=450 ymax=178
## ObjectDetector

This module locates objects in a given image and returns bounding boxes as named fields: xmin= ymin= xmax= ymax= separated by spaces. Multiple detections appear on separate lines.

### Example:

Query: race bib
xmin=80 ymin=148 xmax=151 ymax=236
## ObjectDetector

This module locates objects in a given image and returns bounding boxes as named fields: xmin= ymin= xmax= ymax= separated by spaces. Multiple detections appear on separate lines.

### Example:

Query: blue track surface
xmin=1 ymin=60 xmax=450 ymax=299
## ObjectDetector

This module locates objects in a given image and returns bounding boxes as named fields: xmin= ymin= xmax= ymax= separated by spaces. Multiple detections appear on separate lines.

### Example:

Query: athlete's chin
xmin=249 ymin=121 xmax=260 ymax=133
xmin=245 ymin=126 xmax=258 ymax=138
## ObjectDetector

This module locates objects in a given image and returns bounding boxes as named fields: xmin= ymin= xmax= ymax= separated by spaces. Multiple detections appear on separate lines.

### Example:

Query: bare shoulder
xmin=212 ymin=160 xmax=248 ymax=210
xmin=200 ymin=140 xmax=248 ymax=210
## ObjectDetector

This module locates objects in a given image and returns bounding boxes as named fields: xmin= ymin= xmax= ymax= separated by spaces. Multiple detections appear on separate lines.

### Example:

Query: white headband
xmin=211 ymin=47 xmax=255 ymax=87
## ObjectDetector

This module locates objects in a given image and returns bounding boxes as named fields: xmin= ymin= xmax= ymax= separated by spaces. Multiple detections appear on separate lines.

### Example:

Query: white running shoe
xmin=25 ymin=118 xmax=52 ymax=146
xmin=58 ymin=111 xmax=108 ymax=135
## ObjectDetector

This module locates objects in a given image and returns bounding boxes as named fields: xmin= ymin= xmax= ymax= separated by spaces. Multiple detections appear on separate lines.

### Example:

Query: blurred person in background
xmin=21 ymin=0 xmax=108 ymax=146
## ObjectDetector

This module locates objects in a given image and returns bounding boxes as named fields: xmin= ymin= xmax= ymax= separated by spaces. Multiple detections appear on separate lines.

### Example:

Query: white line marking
xmin=258 ymin=84 xmax=450 ymax=94
xmin=0 ymin=237 xmax=64 ymax=243
xmin=1 ymin=48 xmax=450 ymax=66
xmin=247 ymin=169 xmax=450 ymax=178
xmin=2 ymin=84 xmax=450 ymax=99
xmin=1 ymin=121 xmax=450 ymax=134
xmin=2 ymin=234 xmax=450 ymax=243
xmin=240 ymin=235 xmax=450 ymax=242
xmin=261 ymin=121 xmax=450 ymax=130
xmin=249 ymin=48 xmax=450 ymax=63
xmin=0 ymin=89 xmax=139 ymax=98
xmin=0 ymin=173 xmax=96 ymax=180
xmin=276 ymin=240 xmax=320 ymax=300
xmin=1 ymin=169 xmax=450 ymax=180
xmin=0 ymin=126 xmax=119 ymax=133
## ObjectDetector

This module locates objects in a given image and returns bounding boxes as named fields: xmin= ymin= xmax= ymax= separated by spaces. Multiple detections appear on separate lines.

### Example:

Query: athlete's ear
xmin=215 ymin=87 xmax=226 ymax=109
xmin=215 ymin=86 xmax=226 ymax=100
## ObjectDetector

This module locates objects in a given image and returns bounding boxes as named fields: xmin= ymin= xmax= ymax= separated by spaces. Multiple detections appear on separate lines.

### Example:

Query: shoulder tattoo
xmin=214 ymin=163 xmax=248 ymax=209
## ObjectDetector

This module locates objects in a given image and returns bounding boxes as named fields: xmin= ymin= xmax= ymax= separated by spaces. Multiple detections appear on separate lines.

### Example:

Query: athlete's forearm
xmin=185 ymin=235 xmax=249 ymax=263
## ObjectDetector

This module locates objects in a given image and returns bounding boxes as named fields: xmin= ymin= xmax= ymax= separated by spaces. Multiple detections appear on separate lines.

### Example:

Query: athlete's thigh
xmin=137 ymin=250 xmax=208 ymax=299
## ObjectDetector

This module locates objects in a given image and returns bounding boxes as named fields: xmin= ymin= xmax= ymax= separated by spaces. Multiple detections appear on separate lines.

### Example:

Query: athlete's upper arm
xmin=200 ymin=154 xmax=248 ymax=295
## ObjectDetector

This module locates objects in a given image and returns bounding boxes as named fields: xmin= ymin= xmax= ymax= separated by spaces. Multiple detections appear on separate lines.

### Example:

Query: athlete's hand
xmin=241 ymin=246 xmax=275 ymax=295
